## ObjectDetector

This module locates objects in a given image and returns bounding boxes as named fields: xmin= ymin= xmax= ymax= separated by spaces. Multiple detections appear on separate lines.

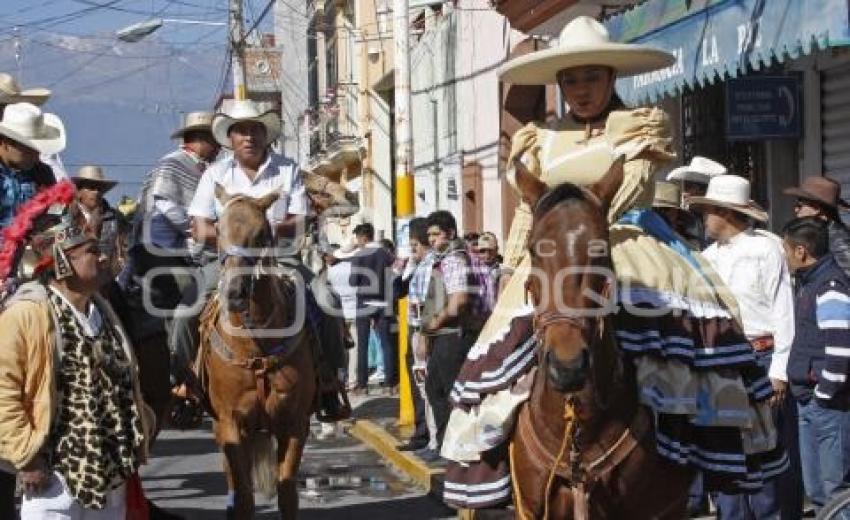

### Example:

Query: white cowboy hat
xmin=666 ymin=156 xmax=727 ymax=184
xmin=687 ymin=175 xmax=768 ymax=222
xmin=0 ymin=102 xmax=65 ymax=155
xmin=170 ymin=111 xmax=215 ymax=139
xmin=0 ymin=73 xmax=51 ymax=106
xmin=211 ymin=99 xmax=281 ymax=148
xmin=72 ymin=165 xmax=118 ymax=193
xmin=498 ymin=16 xmax=675 ymax=85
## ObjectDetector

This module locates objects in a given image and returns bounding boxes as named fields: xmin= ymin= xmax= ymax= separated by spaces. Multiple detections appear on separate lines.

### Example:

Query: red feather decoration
xmin=0 ymin=180 xmax=76 ymax=280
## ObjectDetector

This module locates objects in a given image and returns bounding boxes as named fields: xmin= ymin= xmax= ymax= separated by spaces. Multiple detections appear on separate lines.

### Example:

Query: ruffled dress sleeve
xmin=502 ymin=122 xmax=543 ymax=269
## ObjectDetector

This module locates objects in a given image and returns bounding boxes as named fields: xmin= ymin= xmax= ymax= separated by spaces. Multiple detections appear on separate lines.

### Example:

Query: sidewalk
xmin=343 ymin=392 xmax=446 ymax=495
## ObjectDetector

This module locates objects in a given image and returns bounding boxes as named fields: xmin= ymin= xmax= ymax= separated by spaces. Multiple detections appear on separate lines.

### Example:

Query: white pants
xmin=21 ymin=471 xmax=126 ymax=520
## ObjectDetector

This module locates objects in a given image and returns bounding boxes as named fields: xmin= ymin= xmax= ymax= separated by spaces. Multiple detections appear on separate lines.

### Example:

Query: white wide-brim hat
xmin=72 ymin=165 xmax=118 ymax=193
xmin=498 ymin=16 xmax=675 ymax=85
xmin=667 ymin=156 xmax=727 ymax=184
xmin=211 ymin=99 xmax=281 ymax=149
xmin=0 ymin=73 xmax=51 ymax=106
xmin=171 ymin=110 xmax=215 ymax=139
xmin=688 ymin=175 xmax=768 ymax=222
xmin=0 ymin=102 xmax=65 ymax=155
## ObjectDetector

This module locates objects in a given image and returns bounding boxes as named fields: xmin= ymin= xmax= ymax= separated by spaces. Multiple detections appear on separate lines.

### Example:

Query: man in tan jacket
xmin=0 ymin=181 xmax=151 ymax=519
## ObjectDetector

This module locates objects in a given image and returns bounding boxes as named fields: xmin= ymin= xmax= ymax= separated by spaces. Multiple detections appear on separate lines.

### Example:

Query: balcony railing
xmin=307 ymin=85 xmax=363 ymax=175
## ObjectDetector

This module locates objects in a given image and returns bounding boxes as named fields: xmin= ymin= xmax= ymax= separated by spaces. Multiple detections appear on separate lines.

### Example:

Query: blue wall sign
xmin=725 ymin=76 xmax=801 ymax=140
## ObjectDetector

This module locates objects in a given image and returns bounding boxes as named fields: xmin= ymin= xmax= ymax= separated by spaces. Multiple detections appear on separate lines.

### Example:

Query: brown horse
xmin=199 ymin=186 xmax=317 ymax=519
xmin=508 ymin=159 xmax=693 ymax=519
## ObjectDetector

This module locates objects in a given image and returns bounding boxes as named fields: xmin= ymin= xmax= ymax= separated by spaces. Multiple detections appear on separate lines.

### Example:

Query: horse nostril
xmin=546 ymin=349 xmax=589 ymax=393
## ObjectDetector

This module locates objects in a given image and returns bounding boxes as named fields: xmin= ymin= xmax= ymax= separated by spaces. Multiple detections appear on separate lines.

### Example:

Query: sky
xmin=0 ymin=0 xmax=275 ymax=202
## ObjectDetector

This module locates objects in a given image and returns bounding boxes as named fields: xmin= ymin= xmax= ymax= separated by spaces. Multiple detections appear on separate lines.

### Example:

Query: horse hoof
xmin=225 ymin=506 xmax=235 ymax=520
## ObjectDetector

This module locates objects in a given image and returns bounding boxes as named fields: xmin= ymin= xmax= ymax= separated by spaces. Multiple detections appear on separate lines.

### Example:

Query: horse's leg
xmin=276 ymin=422 xmax=309 ymax=520
xmin=217 ymin=419 xmax=255 ymax=519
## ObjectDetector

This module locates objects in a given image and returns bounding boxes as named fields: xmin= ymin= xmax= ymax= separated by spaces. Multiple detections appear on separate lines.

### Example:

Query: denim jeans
xmin=797 ymin=399 xmax=850 ymax=509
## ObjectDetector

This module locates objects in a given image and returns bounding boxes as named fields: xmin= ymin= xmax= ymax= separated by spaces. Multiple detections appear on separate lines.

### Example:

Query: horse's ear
xmin=514 ymin=158 xmax=548 ymax=207
xmin=255 ymin=192 xmax=280 ymax=212
xmin=589 ymin=155 xmax=625 ymax=209
xmin=215 ymin=183 xmax=231 ymax=206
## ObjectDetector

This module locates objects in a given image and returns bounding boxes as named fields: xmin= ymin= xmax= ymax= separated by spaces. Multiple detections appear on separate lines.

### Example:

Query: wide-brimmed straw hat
xmin=0 ymin=73 xmax=51 ymax=106
xmin=667 ymin=156 xmax=727 ymax=184
xmin=783 ymin=176 xmax=850 ymax=211
xmin=211 ymin=99 xmax=281 ymax=148
xmin=652 ymin=181 xmax=684 ymax=210
xmin=72 ymin=165 xmax=118 ymax=193
xmin=498 ymin=16 xmax=675 ymax=85
xmin=171 ymin=111 xmax=215 ymax=139
xmin=688 ymin=175 xmax=768 ymax=222
xmin=0 ymin=102 xmax=65 ymax=155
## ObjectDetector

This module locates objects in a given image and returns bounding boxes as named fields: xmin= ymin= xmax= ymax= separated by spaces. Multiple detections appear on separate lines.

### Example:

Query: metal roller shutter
xmin=822 ymin=63 xmax=850 ymax=198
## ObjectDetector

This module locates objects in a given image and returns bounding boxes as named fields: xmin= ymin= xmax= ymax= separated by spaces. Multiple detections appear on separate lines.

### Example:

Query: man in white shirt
xmin=170 ymin=100 xmax=308 ymax=395
xmin=690 ymin=175 xmax=801 ymax=519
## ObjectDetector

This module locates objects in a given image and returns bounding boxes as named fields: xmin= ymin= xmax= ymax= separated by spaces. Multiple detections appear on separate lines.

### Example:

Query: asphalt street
xmin=141 ymin=417 xmax=456 ymax=519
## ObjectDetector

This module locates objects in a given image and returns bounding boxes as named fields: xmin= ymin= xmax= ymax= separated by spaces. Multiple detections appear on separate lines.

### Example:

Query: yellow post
xmin=396 ymin=173 xmax=415 ymax=427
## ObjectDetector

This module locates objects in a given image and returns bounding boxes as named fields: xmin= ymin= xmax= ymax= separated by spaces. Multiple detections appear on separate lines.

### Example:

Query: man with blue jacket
xmin=784 ymin=216 xmax=850 ymax=511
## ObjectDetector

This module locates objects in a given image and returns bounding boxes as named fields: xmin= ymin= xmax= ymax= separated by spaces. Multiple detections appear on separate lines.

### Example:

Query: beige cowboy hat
xmin=477 ymin=232 xmax=499 ymax=251
xmin=170 ymin=111 xmax=215 ymax=139
xmin=0 ymin=102 xmax=65 ymax=155
xmin=667 ymin=156 xmax=727 ymax=184
xmin=211 ymin=99 xmax=281 ymax=148
xmin=0 ymin=73 xmax=51 ymax=105
xmin=687 ymin=175 xmax=768 ymax=222
xmin=498 ymin=16 xmax=675 ymax=85
xmin=652 ymin=181 xmax=684 ymax=210
xmin=72 ymin=165 xmax=118 ymax=193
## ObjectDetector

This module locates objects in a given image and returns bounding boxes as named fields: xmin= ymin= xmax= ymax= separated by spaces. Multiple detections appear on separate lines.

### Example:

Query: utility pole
xmin=393 ymin=0 xmax=415 ymax=426
xmin=230 ymin=0 xmax=247 ymax=100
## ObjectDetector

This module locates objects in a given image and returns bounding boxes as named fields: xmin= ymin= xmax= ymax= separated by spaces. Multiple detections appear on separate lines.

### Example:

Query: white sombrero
xmin=211 ymin=99 xmax=281 ymax=148
xmin=0 ymin=73 xmax=51 ymax=106
xmin=0 ymin=102 xmax=65 ymax=155
xmin=498 ymin=16 xmax=675 ymax=85
xmin=667 ymin=156 xmax=727 ymax=184
xmin=687 ymin=175 xmax=768 ymax=222
xmin=171 ymin=111 xmax=215 ymax=139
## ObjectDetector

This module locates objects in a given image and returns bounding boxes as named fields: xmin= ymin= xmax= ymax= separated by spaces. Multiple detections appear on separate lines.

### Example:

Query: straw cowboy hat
xmin=783 ymin=176 xmax=850 ymax=211
xmin=498 ymin=16 xmax=675 ymax=85
xmin=652 ymin=181 xmax=684 ymax=210
xmin=72 ymin=165 xmax=118 ymax=193
xmin=0 ymin=102 xmax=65 ymax=155
xmin=688 ymin=175 xmax=768 ymax=222
xmin=477 ymin=232 xmax=499 ymax=251
xmin=0 ymin=73 xmax=51 ymax=106
xmin=667 ymin=156 xmax=727 ymax=184
xmin=211 ymin=99 xmax=281 ymax=148
xmin=170 ymin=111 xmax=215 ymax=139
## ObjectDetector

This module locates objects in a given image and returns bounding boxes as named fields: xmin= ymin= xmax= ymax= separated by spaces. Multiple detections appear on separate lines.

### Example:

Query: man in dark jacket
xmin=784 ymin=217 xmax=850 ymax=511
xmin=785 ymin=176 xmax=850 ymax=279
xmin=349 ymin=223 xmax=396 ymax=393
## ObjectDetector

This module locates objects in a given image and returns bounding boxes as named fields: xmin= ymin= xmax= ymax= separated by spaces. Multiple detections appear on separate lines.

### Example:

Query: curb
xmin=346 ymin=419 xmax=445 ymax=492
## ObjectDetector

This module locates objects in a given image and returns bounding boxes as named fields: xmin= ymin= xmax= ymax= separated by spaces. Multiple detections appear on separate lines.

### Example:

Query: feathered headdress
xmin=0 ymin=180 xmax=82 ymax=281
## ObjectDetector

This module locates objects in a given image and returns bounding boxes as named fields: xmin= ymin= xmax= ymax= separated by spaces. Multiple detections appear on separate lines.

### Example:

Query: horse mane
xmin=532 ymin=182 xmax=587 ymax=219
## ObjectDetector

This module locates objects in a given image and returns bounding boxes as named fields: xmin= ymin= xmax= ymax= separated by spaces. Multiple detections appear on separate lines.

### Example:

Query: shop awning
xmin=604 ymin=0 xmax=850 ymax=104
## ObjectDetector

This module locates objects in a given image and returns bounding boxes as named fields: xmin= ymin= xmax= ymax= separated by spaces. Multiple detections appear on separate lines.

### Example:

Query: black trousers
xmin=0 ymin=470 xmax=16 ymax=519
xmin=425 ymin=329 xmax=475 ymax=447
xmin=406 ymin=328 xmax=429 ymax=445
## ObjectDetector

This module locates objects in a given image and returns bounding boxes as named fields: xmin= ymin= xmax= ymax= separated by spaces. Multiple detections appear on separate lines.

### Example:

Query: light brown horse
xmin=199 ymin=187 xmax=317 ymax=519
xmin=509 ymin=159 xmax=693 ymax=519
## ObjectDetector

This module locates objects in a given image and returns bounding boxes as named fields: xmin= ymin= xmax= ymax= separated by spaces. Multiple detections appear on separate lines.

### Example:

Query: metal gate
xmin=822 ymin=63 xmax=850 ymax=197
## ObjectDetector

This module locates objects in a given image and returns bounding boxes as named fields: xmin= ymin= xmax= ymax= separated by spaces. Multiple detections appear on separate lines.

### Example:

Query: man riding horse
xmin=442 ymin=16 xmax=787 ymax=517
xmin=179 ymin=99 xmax=349 ymax=422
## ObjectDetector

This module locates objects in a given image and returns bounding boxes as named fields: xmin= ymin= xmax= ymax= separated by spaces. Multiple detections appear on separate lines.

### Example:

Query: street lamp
xmin=116 ymin=17 xmax=226 ymax=43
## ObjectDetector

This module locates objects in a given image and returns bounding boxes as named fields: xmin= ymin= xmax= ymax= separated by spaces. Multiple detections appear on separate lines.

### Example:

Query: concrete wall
xmin=275 ymin=0 xmax=311 ymax=161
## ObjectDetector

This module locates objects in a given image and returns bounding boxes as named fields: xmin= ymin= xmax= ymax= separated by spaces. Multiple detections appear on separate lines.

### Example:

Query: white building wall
xmin=275 ymin=1 xmax=310 ymax=161
xmin=368 ymin=89 xmax=395 ymax=237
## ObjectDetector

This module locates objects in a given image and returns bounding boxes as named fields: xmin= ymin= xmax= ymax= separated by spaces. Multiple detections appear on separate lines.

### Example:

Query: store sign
xmin=725 ymin=76 xmax=801 ymax=140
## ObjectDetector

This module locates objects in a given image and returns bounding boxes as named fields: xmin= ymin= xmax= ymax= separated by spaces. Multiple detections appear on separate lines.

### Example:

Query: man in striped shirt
xmin=784 ymin=216 xmax=850 ymax=510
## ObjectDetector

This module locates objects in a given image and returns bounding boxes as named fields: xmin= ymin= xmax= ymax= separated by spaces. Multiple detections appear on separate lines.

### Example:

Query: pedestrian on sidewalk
xmin=783 ymin=217 xmax=850 ymax=512
xmin=394 ymin=217 xmax=438 ymax=453
xmin=420 ymin=211 xmax=485 ymax=461
xmin=349 ymin=223 xmax=396 ymax=394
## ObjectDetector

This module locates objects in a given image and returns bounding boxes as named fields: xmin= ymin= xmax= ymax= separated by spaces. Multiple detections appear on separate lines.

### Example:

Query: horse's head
xmin=215 ymin=184 xmax=278 ymax=313
xmin=516 ymin=156 xmax=624 ymax=397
